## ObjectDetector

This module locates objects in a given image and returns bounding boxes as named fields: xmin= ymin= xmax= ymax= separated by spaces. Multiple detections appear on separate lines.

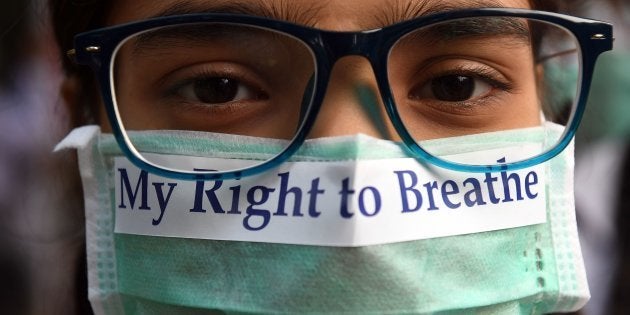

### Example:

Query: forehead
xmin=107 ymin=0 xmax=531 ymax=30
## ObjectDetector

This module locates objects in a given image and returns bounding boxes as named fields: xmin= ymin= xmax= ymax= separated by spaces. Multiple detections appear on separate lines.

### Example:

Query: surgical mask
xmin=56 ymin=121 xmax=588 ymax=314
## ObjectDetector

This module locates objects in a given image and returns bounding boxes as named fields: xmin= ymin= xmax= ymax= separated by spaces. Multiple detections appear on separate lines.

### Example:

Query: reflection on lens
xmin=387 ymin=17 xmax=579 ymax=164
xmin=112 ymin=23 xmax=316 ymax=172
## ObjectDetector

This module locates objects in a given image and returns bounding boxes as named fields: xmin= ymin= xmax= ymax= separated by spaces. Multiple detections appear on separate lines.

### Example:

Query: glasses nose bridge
xmin=321 ymin=30 xmax=381 ymax=63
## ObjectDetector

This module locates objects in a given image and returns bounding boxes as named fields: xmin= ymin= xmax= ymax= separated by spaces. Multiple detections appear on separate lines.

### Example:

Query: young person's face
xmin=103 ymin=0 xmax=540 ymax=141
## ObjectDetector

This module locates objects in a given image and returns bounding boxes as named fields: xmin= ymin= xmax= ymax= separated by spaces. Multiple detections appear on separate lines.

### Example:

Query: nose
xmin=306 ymin=56 xmax=398 ymax=140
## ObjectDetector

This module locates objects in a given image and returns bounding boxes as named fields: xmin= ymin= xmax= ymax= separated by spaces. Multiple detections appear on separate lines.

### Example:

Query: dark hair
xmin=50 ymin=0 xmax=112 ymax=126
xmin=1 ymin=0 xmax=32 ymax=88
xmin=48 ymin=0 xmax=559 ymax=126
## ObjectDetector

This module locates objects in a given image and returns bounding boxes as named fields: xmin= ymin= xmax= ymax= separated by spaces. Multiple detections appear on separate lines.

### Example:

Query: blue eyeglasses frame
xmin=72 ymin=8 xmax=612 ymax=181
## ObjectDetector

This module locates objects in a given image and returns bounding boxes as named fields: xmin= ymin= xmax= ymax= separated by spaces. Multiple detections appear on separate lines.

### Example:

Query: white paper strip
xmin=114 ymin=146 xmax=546 ymax=247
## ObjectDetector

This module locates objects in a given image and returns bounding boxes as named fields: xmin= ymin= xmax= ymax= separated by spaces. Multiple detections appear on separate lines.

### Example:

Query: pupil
xmin=431 ymin=75 xmax=474 ymax=102
xmin=193 ymin=77 xmax=238 ymax=104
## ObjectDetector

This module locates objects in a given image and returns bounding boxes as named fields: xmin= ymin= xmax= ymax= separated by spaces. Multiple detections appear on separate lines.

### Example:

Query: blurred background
xmin=0 ymin=0 xmax=628 ymax=314
xmin=0 ymin=0 xmax=86 ymax=314
xmin=567 ymin=1 xmax=630 ymax=315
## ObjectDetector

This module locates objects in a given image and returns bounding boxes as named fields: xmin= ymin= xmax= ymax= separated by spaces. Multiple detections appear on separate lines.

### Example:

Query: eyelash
xmin=431 ymin=65 xmax=514 ymax=93
xmin=162 ymin=68 xmax=266 ymax=104
xmin=399 ymin=63 xmax=518 ymax=117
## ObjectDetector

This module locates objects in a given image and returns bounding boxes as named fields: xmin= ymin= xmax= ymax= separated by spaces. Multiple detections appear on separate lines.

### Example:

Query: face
xmin=102 ymin=0 xmax=541 ymax=141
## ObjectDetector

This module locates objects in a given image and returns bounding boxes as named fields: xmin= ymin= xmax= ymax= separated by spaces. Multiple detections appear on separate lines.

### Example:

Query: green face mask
xmin=57 ymin=122 xmax=588 ymax=314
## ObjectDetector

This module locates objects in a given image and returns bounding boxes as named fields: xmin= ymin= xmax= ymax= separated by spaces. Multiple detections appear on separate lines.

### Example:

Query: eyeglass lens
xmin=388 ymin=17 xmax=578 ymax=164
xmin=111 ymin=17 xmax=579 ymax=171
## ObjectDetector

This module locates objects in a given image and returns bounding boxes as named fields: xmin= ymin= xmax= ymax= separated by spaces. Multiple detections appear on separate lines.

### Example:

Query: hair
xmin=49 ymin=0 xmax=111 ymax=127
xmin=0 ymin=0 xmax=33 ymax=88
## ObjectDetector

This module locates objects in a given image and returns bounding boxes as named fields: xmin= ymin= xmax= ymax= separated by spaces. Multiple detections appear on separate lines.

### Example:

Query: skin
xmin=71 ymin=0 xmax=541 ymax=141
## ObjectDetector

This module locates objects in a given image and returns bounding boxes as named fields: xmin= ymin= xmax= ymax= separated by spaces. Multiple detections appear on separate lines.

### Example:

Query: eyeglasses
xmin=71 ymin=8 xmax=612 ymax=180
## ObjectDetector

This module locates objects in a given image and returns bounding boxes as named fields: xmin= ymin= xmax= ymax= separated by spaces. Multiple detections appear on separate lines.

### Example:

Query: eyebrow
xmin=150 ymin=0 xmax=522 ymax=30
xmin=129 ymin=24 xmax=283 ymax=57
xmin=368 ymin=0 xmax=531 ymax=48
xmin=369 ymin=0 xmax=515 ymax=28
xmin=152 ymin=0 xmax=326 ymax=27
xmin=397 ymin=16 xmax=531 ymax=50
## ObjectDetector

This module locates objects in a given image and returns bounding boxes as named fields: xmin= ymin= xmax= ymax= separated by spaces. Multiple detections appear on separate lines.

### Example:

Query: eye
xmin=410 ymin=74 xmax=493 ymax=102
xmin=177 ymin=76 xmax=266 ymax=105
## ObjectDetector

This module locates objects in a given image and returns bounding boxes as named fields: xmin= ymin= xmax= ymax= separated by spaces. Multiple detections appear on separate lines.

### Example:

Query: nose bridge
xmin=306 ymin=53 xmax=396 ymax=140
xmin=305 ymin=30 xmax=398 ymax=139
